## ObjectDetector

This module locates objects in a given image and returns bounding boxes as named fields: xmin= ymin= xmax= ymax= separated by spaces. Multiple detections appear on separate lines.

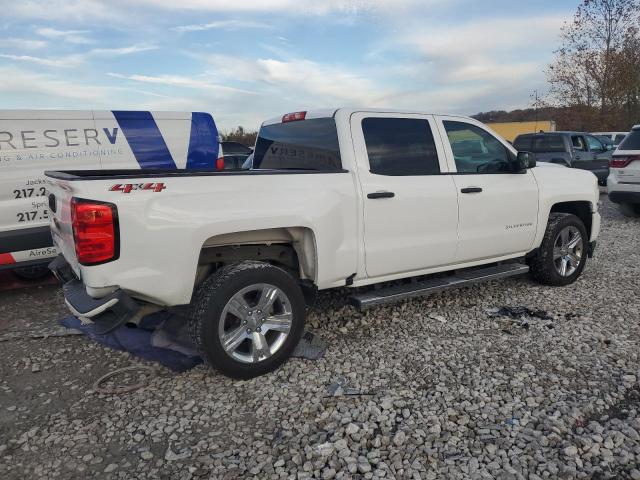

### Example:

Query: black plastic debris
xmin=292 ymin=331 xmax=327 ymax=360
xmin=486 ymin=306 xmax=553 ymax=321
xmin=486 ymin=306 xmax=555 ymax=333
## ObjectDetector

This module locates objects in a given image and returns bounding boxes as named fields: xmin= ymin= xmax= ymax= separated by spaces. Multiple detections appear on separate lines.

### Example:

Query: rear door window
xmin=361 ymin=118 xmax=440 ymax=176
xmin=572 ymin=136 xmax=586 ymax=151
xmin=586 ymin=135 xmax=604 ymax=152
xmin=253 ymin=118 xmax=342 ymax=170
xmin=618 ymin=130 xmax=640 ymax=151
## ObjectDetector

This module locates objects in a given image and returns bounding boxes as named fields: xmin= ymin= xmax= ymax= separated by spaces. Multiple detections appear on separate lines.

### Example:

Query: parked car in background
xmin=607 ymin=125 xmax=640 ymax=217
xmin=47 ymin=108 xmax=600 ymax=378
xmin=220 ymin=141 xmax=253 ymax=169
xmin=593 ymin=131 xmax=628 ymax=147
xmin=513 ymin=132 xmax=611 ymax=185
xmin=0 ymin=110 xmax=220 ymax=278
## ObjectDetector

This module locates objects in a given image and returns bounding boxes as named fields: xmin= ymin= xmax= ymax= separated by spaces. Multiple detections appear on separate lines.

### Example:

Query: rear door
xmin=570 ymin=134 xmax=595 ymax=171
xmin=585 ymin=134 xmax=612 ymax=169
xmin=350 ymin=112 xmax=458 ymax=278
xmin=436 ymin=116 xmax=538 ymax=263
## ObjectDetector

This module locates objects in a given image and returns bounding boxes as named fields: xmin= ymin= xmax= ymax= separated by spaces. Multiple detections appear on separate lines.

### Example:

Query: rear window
xmin=514 ymin=135 xmax=565 ymax=153
xmin=252 ymin=118 xmax=342 ymax=170
xmin=362 ymin=118 xmax=440 ymax=176
xmin=618 ymin=130 xmax=640 ymax=151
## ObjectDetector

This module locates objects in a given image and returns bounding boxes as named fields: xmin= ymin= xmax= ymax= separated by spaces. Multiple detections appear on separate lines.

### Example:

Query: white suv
xmin=608 ymin=125 xmax=640 ymax=217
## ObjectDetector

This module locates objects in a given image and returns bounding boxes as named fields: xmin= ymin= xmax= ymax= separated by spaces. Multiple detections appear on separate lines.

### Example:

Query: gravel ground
xmin=1 ymin=194 xmax=639 ymax=480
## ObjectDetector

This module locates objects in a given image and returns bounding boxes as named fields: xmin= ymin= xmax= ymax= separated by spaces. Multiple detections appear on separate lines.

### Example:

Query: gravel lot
xmin=1 ymin=194 xmax=639 ymax=480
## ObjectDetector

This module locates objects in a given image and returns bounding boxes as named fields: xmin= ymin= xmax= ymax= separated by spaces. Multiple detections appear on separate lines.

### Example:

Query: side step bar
xmin=349 ymin=263 xmax=529 ymax=310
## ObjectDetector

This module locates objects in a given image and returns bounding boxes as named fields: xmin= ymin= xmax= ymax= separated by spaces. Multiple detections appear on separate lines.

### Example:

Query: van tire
xmin=13 ymin=265 xmax=50 ymax=280
xmin=188 ymin=261 xmax=306 ymax=379
xmin=529 ymin=213 xmax=588 ymax=286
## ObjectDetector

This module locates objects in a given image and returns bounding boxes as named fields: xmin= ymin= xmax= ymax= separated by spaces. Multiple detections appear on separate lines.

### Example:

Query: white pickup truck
xmin=46 ymin=108 xmax=601 ymax=378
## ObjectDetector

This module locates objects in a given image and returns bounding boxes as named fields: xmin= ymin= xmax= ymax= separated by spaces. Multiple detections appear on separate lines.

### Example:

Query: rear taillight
xmin=610 ymin=155 xmax=640 ymax=168
xmin=71 ymin=198 xmax=118 ymax=265
xmin=282 ymin=111 xmax=307 ymax=123
xmin=215 ymin=157 xmax=225 ymax=170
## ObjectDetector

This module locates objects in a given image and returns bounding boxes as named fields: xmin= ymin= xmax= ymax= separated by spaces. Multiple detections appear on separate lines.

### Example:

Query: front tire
xmin=189 ymin=261 xmax=306 ymax=379
xmin=619 ymin=203 xmax=640 ymax=218
xmin=529 ymin=213 xmax=588 ymax=286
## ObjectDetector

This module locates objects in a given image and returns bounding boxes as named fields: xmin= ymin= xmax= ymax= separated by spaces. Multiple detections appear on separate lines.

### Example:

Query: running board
xmin=349 ymin=263 xmax=529 ymax=310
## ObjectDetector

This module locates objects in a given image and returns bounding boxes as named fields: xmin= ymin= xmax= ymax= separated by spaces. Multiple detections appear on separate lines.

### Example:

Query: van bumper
xmin=0 ymin=226 xmax=56 ymax=270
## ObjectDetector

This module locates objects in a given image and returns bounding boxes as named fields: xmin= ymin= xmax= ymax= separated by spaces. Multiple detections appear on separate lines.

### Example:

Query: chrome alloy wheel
xmin=553 ymin=225 xmax=583 ymax=277
xmin=218 ymin=283 xmax=293 ymax=364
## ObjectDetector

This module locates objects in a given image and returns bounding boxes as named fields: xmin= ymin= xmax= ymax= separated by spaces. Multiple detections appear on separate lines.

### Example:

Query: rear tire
xmin=189 ymin=261 xmax=306 ymax=379
xmin=619 ymin=203 xmax=640 ymax=218
xmin=529 ymin=213 xmax=588 ymax=286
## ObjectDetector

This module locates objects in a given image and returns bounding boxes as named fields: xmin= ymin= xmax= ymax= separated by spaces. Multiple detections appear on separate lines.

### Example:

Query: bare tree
xmin=547 ymin=0 xmax=640 ymax=129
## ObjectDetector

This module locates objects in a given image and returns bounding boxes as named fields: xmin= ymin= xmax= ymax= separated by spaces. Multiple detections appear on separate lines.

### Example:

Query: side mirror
xmin=605 ymin=144 xmax=613 ymax=151
xmin=512 ymin=151 xmax=536 ymax=171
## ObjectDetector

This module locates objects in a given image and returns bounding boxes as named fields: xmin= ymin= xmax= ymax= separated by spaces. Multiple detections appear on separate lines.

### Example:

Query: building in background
xmin=485 ymin=120 xmax=556 ymax=142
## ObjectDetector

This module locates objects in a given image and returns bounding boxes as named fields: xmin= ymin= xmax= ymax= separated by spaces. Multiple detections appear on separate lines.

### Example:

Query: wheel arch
xmin=549 ymin=201 xmax=593 ymax=238
xmin=194 ymin=227 xmax=318 ymax=287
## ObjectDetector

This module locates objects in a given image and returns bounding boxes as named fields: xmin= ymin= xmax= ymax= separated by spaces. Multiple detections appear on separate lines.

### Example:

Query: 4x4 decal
xmin=109 ymin=183 xmax=166 ymax=194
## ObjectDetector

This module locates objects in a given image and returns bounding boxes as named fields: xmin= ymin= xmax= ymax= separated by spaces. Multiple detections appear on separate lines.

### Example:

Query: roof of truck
xmin=262 ymin=108 xmax=471 ymax=126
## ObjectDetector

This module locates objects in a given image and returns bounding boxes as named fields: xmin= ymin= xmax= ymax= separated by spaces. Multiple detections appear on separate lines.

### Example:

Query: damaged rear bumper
xmin=50 ymin=255 xmax=141 ymax=334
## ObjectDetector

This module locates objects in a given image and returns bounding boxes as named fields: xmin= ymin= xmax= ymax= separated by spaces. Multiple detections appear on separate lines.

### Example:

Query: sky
xmin=0 ymin=0 xmax=579 ymax=132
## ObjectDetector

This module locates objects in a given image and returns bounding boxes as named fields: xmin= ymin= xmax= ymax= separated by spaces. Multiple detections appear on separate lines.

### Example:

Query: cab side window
xmin=443 ymin=121 xmax=510 ymax=173
xmin=361 ymin=118 xmax=441 ymax=176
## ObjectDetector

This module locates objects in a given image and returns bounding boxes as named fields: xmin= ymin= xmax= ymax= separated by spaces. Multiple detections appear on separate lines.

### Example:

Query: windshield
xmin=252 ymin=118 xmax=342 ymax=170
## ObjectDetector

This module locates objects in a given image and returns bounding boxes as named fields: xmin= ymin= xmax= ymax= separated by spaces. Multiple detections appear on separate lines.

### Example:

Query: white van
xmin=0 ymin=110 xmax=221 ymax=278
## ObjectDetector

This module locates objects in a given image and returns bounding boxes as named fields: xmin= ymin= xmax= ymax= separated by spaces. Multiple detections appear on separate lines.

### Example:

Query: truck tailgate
xmin=47 ymin=179 xmax=81 ymax=277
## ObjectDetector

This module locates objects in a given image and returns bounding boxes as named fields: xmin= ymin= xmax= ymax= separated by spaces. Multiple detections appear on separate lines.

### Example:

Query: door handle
xmin=460 ymin=187 xmax=483 ymax=194
xmin=367 ymin=191 xmax=395 ymax=199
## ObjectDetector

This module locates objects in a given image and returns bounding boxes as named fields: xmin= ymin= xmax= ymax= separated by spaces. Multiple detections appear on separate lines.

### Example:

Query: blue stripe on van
xmin=186 ymin=112 xmax=220 ymax=169
xmin=112 ymin=111 xmax=177 ymax=169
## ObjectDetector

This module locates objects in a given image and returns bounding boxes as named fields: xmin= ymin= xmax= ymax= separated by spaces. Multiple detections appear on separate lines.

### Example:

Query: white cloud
xmin=201 ymin=53 xmax=389 ymax=105
xmin=35 ymin=27 xmax=92 ymax=44
xmin=90 ymin=44 xmax=157 ymax=56
xmin=126 ymin=0 xmax=424 ymax=15
xmin=0 ymin=38 xmax=48 ymax=50
xmin=403 ymin=15 xmax=563 ymax=61
xmin=108 ymin=72 xmax=255 ymax=95
xmin=172 ymin=20 xmax=271 ymax=33
xmin=0 ymin=44 xmax=157 ymax=69
xmin=0 ymin=65 xmax=113 ymax=103
xmin=0 ymin=53 xmax=83 ymax=68
xmin=5 ymin=0 xmax=431 ymax=22
xmin=5 ymin=1 xmax=122 ymax=22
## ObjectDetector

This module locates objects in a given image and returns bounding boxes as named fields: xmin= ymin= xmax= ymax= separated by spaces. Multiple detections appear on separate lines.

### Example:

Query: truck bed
xmin=45 ymin=168 xmax=347 ymax=181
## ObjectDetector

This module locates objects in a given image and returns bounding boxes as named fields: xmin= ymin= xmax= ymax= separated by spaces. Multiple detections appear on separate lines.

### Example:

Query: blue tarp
xmin=60 ymin=312 xmax=202 ymax=372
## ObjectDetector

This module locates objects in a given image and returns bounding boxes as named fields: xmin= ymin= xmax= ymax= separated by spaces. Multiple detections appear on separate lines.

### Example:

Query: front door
xmin=350 ymin=112 xmax=459 ymax=278
xmin=436 ymin=117 xmax=539 ymax=263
